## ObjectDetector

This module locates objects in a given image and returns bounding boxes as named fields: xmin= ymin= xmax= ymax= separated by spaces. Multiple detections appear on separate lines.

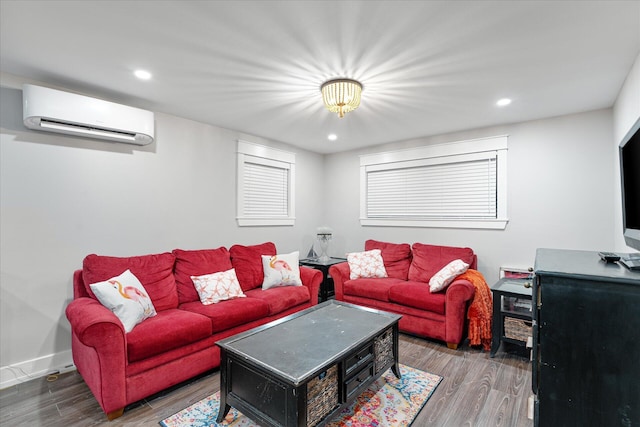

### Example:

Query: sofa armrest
xmin=65 ymin=297 xmax=128 ymax=416
xmin=300 ymin=266 xmax=322 ymax=306
xmin=66 ymin=297 xmax=126 ymax=346
xmin=329 ymin=262 xmax=350 ymax=301
xmin=444 ymin=278 xmax=476 ymax=345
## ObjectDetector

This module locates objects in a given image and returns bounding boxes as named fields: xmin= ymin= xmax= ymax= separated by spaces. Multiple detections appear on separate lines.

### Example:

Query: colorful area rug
xmin=160 ymin=364 xmax=441 ymax=427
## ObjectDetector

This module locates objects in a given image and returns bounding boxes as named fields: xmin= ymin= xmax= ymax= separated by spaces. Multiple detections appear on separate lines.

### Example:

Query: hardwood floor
xmin=0 ymin=335 xmax=533 ymax=426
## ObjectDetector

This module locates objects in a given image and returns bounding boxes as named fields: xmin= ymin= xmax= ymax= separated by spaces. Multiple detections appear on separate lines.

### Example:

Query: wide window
xmin=360 ymin=136 xmax=508 ymax=229
xmin=237 ymin=140 xmax=295 ymax=226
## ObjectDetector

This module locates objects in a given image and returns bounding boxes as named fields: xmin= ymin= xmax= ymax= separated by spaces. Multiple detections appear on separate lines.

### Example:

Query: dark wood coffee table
xmin=216 ymin=300 xmax=401 ymax=427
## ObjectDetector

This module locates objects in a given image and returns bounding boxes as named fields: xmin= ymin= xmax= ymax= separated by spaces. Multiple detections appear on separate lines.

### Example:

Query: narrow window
xmin=237 ymin=140 xmax=295 ymax=226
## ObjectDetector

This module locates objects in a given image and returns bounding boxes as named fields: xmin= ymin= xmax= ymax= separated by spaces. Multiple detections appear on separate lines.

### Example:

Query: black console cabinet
xmin=533 ymin=249 xmax=640 ymax=427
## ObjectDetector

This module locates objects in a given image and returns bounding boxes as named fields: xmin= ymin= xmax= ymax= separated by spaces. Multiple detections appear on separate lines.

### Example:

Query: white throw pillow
xmin=429 ymin=259 xmax=470 ymax=292
xmin=89 ymin=269 xmax=157 ymax=333
xmin=347 ymin=249 xmax=388 ymax=280
xmin=262 ymin=251 xmax=303 ymax=290
xmin=191 ymin=268 xmax=246 ymax=305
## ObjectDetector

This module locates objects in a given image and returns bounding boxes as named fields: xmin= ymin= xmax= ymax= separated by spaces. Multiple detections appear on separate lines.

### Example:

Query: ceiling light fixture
xmin=496 ymin=98 xmax=512 ymax=107
xmin=327 ymin=134 xmax=337 ymax=141
xmin=321 ymin=78 xmax=362 ymax=118
xmin=134 ymin=69 xmax=152 ymax=80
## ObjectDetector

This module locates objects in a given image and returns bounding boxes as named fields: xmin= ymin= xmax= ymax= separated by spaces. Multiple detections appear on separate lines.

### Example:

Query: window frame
xmin=236 ymin=140 xmax=296 ymax=227
xmin=359 ymin=135 xmax=508 ymax=230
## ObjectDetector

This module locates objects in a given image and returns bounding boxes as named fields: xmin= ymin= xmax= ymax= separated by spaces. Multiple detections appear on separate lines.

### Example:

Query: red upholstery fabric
xmin=408 ymin=243 xmax=475 ymax=283
xmin=172 ymin=247 xmax=233 ymax=304
xmin=244 ymin=286 xmax=310 ymax=316
xmin=126 ymin=309 xmax=212 ymax=363
xmin=388 ymin=282 xmax=446 ymax=315
xmin=66 ymin=297 xmax=127 ymax=415
xmin=340 ymin=294 xmax=447 ymax=338
xmin=179 ymin=297 xmax=270 ymax=334
xmin=230 ymin=242 xmax=276 ymax=292
xmin=124 ymin=338 xmax=218 ymax=403
xmin=299 ymin=267 xmax=322 ymax=306
xmin=82 ymin=252 xmax=178 ymax=311
xmin=343 ymin=277 xmax=403 ymax=302
xmin=365 ymin=240 xmax=412 ymax=280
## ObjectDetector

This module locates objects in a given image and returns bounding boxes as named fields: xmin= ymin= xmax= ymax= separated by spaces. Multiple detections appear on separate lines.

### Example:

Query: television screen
xmin=620 ymin=118 xmax=640 ymax=252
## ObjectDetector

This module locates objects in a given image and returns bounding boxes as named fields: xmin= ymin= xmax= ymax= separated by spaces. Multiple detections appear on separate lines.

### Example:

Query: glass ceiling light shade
xmin=321 ymin=78 xmax=362 ymax=118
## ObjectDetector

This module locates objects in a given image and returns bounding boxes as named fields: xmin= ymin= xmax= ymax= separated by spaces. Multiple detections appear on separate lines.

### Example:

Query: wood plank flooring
xmin=0 ymin=335 xmax=533 ymax=426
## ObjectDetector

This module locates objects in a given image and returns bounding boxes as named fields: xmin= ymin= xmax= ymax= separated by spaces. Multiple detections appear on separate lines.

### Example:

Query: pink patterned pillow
xmin=428 ymin=259 xmax=469 ymax=292
xmin=347 ymin=249 xmax=388 ymax=280
xmin=191 ymin=268 xmax=246 ymax=305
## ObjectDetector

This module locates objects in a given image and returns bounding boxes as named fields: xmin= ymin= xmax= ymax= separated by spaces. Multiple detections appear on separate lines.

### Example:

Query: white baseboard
xmin=528 ymin=394 xmax=535 ymax=420
xmin=0 ymin=350 xmax=75 ymax=389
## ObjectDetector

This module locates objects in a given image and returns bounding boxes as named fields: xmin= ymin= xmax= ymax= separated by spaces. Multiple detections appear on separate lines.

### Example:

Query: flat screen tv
xmin=620 ymin=117 xmax=640 ymax=252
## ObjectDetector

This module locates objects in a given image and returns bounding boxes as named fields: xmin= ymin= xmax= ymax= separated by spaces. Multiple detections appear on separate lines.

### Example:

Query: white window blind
xmin=367 ymin=156 xmax=497 ymax=219
xmin=237 ymin=140 xmax=295 ymax=226
xmin=243 ymin=162 xmax=289 ymax=217
xmin=360 ymin=136 xmax=508 ymax=229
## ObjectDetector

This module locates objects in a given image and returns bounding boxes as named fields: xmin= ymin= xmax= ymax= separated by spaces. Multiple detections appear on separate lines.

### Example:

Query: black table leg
xmin=217 ymin=351 xmax=231 ymax=422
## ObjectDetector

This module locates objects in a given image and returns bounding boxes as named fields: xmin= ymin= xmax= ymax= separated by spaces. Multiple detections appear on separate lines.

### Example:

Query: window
xmin=237 ymin=140 xmax=295 ymax=226
xmin=360 ymin=136 xmax=508 ymax=229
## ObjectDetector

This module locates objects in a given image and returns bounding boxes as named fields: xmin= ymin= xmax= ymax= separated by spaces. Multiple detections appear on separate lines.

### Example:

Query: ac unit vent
xmin=23 ymin=84 xmax=154 ymax=145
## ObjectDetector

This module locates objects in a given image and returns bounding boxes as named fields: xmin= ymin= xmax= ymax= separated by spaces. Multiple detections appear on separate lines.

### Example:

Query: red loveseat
xmin=329 ymin=240 xmax=477 ymax=349
xmin=65 ymin=242 xmax=322 ymax=420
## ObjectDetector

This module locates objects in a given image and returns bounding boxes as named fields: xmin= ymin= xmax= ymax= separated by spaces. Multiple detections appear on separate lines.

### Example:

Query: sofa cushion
xmin=180 ymin=297 xmax=270 ymax=334
xmin=230 ymin=242 xmax=277 ymax=292
xmin=191 ymin=268 xmax=246 ymax=304
xmin=244 ymin=286 xmax=310 ymax=316
xmin=126 ymin=308 xmax=212 ymax=363
xmin=365 ymin=240 xmax=412 ymax=280
xmin=388 ymin=281 xmax=446 ymax=315
xmin=343 ymin=277 xmax=403 ymax=302
xmin=173 ymin=247 xmax=233 ymax=304
xmin=83 ymin=252 xmax=178 ymax=311
xmin=89 ymin=269 xmax=157 ymax=333
xmin=408 ymin=243 xmax=475 ymax=283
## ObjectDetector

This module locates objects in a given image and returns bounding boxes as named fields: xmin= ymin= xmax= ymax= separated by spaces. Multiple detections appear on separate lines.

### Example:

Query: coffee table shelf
xmin=216 ymin=300 xmax=401 ymax=427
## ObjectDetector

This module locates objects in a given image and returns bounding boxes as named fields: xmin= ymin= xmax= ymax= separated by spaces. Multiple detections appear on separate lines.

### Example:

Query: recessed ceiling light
xmin=134 ymin=69 xmax=152 ymax=80
xmin=327 ymin=134 xmax=338 ymax=141
xmin=496 ymin=98 xmax=512 ymax=107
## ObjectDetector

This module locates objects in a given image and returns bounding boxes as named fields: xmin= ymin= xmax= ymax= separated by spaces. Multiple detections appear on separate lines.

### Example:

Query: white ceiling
xmin=1 ymin=1 xmax=639 ymax=154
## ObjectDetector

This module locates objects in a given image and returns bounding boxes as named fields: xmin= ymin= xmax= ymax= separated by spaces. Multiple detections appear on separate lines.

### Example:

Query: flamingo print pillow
xmin=261 ymin=251 xmax=302 ymax=290
xmin=89 ymin=269 xmax=157 ymax=333
xmin=191 ymin=268 xmax=246 ymax=305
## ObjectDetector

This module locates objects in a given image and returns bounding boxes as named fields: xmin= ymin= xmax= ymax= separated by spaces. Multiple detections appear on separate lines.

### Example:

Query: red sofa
xmin=329 ymin=240 xmax=477 ymax=349
xmin=65 ymin=242 xmax=322 ymax=420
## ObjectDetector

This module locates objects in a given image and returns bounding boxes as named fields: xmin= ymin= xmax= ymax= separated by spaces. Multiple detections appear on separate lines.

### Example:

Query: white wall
xmin=613 ymin=52 xmax=640 ymax=252
xmin=324 ymin=109 xmax=616 ymax=284
xmin=0 ymin=75 xmax=324 ymax=387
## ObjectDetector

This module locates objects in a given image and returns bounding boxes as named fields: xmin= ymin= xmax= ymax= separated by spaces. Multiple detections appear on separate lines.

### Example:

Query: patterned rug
xmin=160 ymin=364 xmax=442 ymax=427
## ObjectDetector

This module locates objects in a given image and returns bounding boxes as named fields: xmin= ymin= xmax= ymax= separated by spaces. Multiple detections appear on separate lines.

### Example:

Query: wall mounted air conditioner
xmin=22 ymin=84 xmax=155 ymax=145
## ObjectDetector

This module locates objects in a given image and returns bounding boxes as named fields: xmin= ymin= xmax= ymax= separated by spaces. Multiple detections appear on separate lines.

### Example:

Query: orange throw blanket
xmin=458 ymin=269 xmax=493 ymax=351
